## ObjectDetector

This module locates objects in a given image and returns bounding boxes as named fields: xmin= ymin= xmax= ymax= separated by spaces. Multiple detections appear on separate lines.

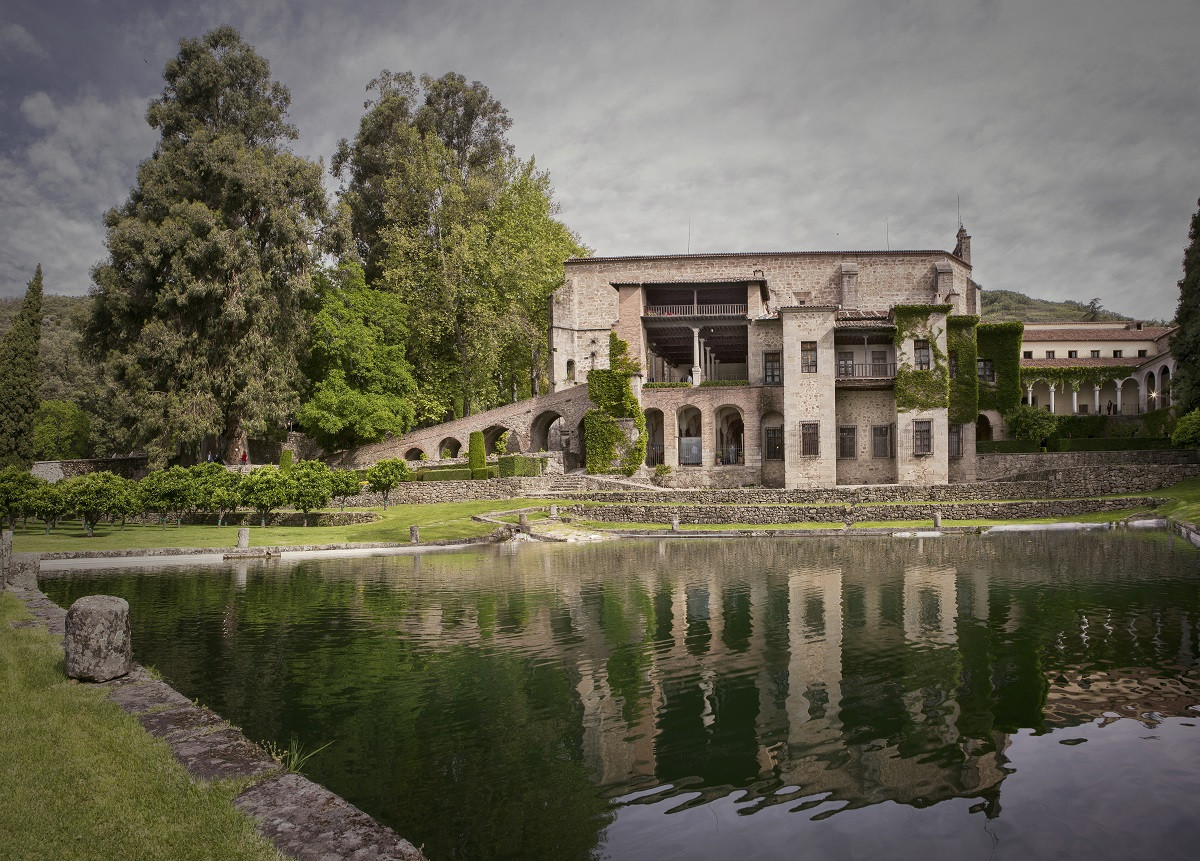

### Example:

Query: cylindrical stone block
xmin=7 ymin=557 xmax=38 ymax=590
xmin=933 ymin=511 xmax=943 ymax=528
xmin=65 ymin=595 xmax=132 ymax=682
xmin=549 ymin=504 xmax=558 ymax=518
xmin=410 ymin=524 xmax=419 ymax=544
xmin=671 ymin=514 xmax=680 ymax=532
xmin=237 ymin=527 xmax=250 ymax=549
xmin=518 ymin=512 xmax=529 ymax=533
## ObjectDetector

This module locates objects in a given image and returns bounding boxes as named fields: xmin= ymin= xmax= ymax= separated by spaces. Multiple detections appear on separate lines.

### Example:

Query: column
xmin=1116 ymin=380 xmax=1123 ymax=415
xmin=691 ymin=327 xmax=702 ymax=386
xmin=1048 ymin=383 xmax=1056 ymax=414
xmin=1093 ymin=384 xmax=1101 ymax=414
xmin=1026 ymin=384 xmax=1034 ymax=407
xmin=1071 ymin=388 xmax=1078 ymax=414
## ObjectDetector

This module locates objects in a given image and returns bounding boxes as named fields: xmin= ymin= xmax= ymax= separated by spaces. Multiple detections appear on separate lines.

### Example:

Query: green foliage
xmin=468 ymin=432 xmax=486 ymax=471
xmin=1046 ymin=437 xmax=1175 ymax=452
xmin=289 ymin=460 xmax=333 ymax=524
xmin=0 ymin=267 xmax=43 ymax=467
xmin=583 ymin=411 xmax=625 ymax=474
xmin=62 ymin=471 xmax=129 ymax=536
xmin=606 ymin=331 xmax=641 ymax=376
xmin=471 ymin=468 xmax=491 ymax=480
xmin=494 ymin=432 xmax=509 ymax=456
xmin=0 ymin=466 xmax=39 ymax=526
xmin=331 ymin=470 xmax=363 ymax=509
xmin=1004 ymin=405 xmax=1059 ymax=442
xmin=892 ymin=305 xmax=950 ymax=412
xmin=239 ymin=465 xmax=292 ymax=526
xmin=337 ymin=71 xmax=588 ymax=420
xmin=85 ymin=27 xmax=327 ymax=467
xmin=497 ymin=455 xmax=544 ymax=477
xmin=139 ymin=466 xmax=195 ymax=526
xmin=1052 ymin=415 xmax=1109 ymax=439
xmin=976 ymin=439 xmax=1040 ymax=453
xmin=947 ymin=316 xmax=979 ymax=425
xmin=1141 ymin=407 xmax=1175 ymax=439
xmin=365 ymin=458 xmax=409 ymax=507
xmin=977 ymin=322 xmax=1024 ymax=413
xmin=33 ymin=401 xmax=92 ymax=461
xmin=279 ymin=449 xmax=294 ymax=472
xmin=1173 ymin=198 xmax=1200 ymax=412
xmin=643 ymin=382 xmax=690 ymax=389
xmin=1019 ymin=365 xmax=1135 ymax=390
xmin=1171 ymin=409 xmax=1200 ymax=447
xmin=654 ymin=463 xmax=672 ymax=478
xmin=981 ymin=289 xmax=1133 ymax=323
xmin=26 ymin=480 xmax=68 ymax=532
xmin=584 ymin=335 xmax=647 ymax=475
xmin=297 ymin=263 xmax=419 ymax=448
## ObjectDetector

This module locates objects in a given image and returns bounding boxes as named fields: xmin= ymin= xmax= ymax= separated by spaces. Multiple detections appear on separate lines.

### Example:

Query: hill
xmin=0 ymin=293 xmax=95 ymax=404
xmin=979 ymin=289 xmax=1139 ymax=323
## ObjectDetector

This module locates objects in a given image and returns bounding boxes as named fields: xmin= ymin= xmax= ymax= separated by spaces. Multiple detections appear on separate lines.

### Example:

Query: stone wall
xmin=834 ymin=389 xmax=898 ymax=484
xmin=31 ymin=456 xmax=149 ymax=483
xmin=567 ymin=496 xmax=1161 ymax=525
xmin=976 ymin=449 xmax=1200 ymax=482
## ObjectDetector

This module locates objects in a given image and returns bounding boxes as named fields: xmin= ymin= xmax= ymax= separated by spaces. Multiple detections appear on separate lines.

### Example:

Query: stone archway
xmin=530 ymin=410 xmax=567 ymax=453
xmin=404 ymin=447 xmax=425 ymax=461
xmin=714 ymin=405 xmax=744 ymax=465
xmin=976 ymin=414 xmax=993 ymax=442
xmin=644 ymin=408 xmax=665 ymax=466
xmin=438 ymin=437 xmax=461 ymax=458
xmin=677 ymin=406 xmax=702 ymax=466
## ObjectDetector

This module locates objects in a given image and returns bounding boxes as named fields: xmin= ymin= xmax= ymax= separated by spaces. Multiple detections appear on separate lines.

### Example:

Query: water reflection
xmin=41 ymin=533 xmax=1200 ymax=861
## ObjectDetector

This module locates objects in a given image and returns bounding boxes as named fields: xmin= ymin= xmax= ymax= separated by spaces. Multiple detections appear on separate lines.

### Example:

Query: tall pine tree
xmin=85 ymin=27 xmax=326 ymax=466
xmin=1171 ymin=197 xmax=1200 ymax=413
xmin=0 ymin=266 xmax=44 ymax=467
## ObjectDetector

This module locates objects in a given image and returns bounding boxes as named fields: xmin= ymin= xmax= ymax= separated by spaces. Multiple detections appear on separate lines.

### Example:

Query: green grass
xmin=0 ymin=593 xmax=285 ymax=861
xmin=12 ymin=499 xmax=559 ymax=553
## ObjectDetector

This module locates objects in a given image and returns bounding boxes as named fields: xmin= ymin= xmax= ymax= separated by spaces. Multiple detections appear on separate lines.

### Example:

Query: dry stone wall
xmin=976 ymin=449 xmax=1199 ymax=482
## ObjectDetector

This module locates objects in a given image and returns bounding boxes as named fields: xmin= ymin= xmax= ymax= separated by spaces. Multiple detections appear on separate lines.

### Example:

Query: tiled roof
xmin=1020 ymin=357 xmax=1139 ymax=369
xmin=1022 ymin=326 xmax=1173 ymax=342
xmin=834 ymin=309 xmax=893 ymax=328
xmin=567 ymin=249 xmax=969 ymax=266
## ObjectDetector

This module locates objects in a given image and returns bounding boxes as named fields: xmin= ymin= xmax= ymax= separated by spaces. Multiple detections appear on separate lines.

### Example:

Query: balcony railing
xmin=836 ymin=363 xmax=897 ymax=379
xmin=644 ymin=303 xmax=748 ymax=317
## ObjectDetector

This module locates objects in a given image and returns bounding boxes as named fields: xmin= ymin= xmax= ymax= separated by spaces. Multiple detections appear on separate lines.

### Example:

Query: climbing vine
xmin=1019 ymin=365 xmax=1135 ymax=391
xmin=892 ymin=305 xmax=951 ymax=412
xmin=947 ymin=315 xmax=979 ymax=425
xmin=976 ymin=322 xmax=1023 ymax=414
xmin=584 ymin=333 xmax=647 ymax=475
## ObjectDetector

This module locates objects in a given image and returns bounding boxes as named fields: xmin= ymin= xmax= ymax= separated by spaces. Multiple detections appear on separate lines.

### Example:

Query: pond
xmin=42 ymin=532 xmax=1200 ymax=861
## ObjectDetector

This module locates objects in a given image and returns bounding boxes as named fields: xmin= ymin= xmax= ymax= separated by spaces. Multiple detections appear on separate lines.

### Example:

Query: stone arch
xmin=530 ymin=410 xmax=567 ymax=453
xmin=1159 ymin=365 xmax=1172 ymax=409
xmin=644 ymin=408 xmax=665 ymax=466
xmin=404 ymin=447 xmax=425 ymax=461
xmin=714 ymin=404 xmax=745 ymax=465
xmin=438 ymin=437 xmax=461 ymax=458
xmin=677 ymin=405 xmax=702 ymax=466
xmin=976 ymin=414 xmax=993 ymax=442
xmin=1118 ymin=377 xmax=1139 ymax=415
xmin=482 ymin=425 xmax=517 ymax=455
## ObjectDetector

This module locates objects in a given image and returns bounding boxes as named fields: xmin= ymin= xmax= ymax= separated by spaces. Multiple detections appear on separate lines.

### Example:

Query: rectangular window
xmin=977 ymin=358 xmax=995 ymax=382
xmin=1023 ymin=350 xmax=1033 ymax=359
xmin=1068 ymin=350 xmax=1078 ymax=359
xmin=800 ymin=342 xmax=817 ymax=374
xmin=764 ymin=426 xmax=783 ymax=461
xmin=838 ymin=426 xmax=857 ymax=459
xmin=1113 ymin=350 xmax=1123 ymax=358
xmin=801 ymin=422 xmax=820 ymax=457
xmin=837 ymin=351 xmax=854 ymax=377
xmin=913 ymin=420 xmax=933 ymax=456
xmin=1138 ymin=349 xmax=1148 ymax=357
xmin=948 ymin=350 xmax=958 ymax=378
xmin=948 ymin=424 xmax=963 ymax=458
xmin=1045 ymin=350 xmax=1056 ymax=359
xmin=1091 ymin=350 xmax=1100 ymax=358
xmin=914 ymin=340 xmax=931 ymax=371
xmin=872 ymin=425 xmax=894 ymax=458
xmin=764 ymin=352 xmax=782 ymax=385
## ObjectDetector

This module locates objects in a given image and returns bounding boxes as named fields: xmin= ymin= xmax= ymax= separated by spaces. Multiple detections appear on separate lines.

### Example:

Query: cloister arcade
xmin=1023 ymin=361 xmax=1177 ymax=417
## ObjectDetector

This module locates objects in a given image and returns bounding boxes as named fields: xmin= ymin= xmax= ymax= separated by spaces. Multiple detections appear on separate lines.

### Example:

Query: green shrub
xmin=1142 ymin=407 xmax=1175 ymax=439
xmin=699 ymin=379 xmax=749 ymax=387
xmin=976 ymin=322 xmax=1024 ymax=414
xmin=471 ymin=468 xmax=490 ymax=480
xmin=643 ymin=382 xmax=691 ymax=389
xmin=1004 ymin=405 xmax=1059 ymax=442
xmin=423 ymin=467 xmax=473 ymax=481
xmin=1053 ymin=415 xmax=1109 ymax=439
xmin=365 ymin=458 xmax=410 ymax=508
xmin=468 ymin=431 xmax=486 ymax=471
xmin=279 ymin=449 xmax=294 ymax=471
xmin=1172 ymin=409 xmax=1200 ymax=447
xmin=239 ymin=465 xmax=292 ymax=527
xmin=654 ymin=463 xmax=672 ymax=477
xmin=289 ymin=460 xmax=333 ymax=525
xmin=498 ymin=455 xmax=545 ymax=477
xmin=1046 ymin=437 xmax=1176 ymax=452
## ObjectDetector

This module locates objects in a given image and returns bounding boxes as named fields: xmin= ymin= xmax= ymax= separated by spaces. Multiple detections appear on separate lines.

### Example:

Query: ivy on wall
xmin=976 ymin=322 xmax=1023 ymax=414
xmin=584 ymin=333 xmax=647 ymax=475
xmin=1019 ymin=365 xmax=1136 ymax=391
xmin=892 ymin=304 xmax=951 ymax=412
xmin=947 ymin=315 xmax=979 ymax=425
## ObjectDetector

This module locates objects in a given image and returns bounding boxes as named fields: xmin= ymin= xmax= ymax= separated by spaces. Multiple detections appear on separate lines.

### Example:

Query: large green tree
xmin=334 ymin=71 xmax=586 ymax=422
xmin=85 ymin=27 xmax=327 ymax=466
xmin=1171 ymin=197 xmax=1200 ymax=413
xmin=0 ymin=266 xmax=44 ymax=466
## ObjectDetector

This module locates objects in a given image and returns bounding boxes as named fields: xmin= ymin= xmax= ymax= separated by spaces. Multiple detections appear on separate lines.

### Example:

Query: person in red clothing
xmin=240 ymin=450 xmax=247 ymax=467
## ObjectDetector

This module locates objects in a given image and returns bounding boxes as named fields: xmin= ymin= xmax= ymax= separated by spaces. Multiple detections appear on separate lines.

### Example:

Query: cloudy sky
xmin=2 ymin=0 xmax=1198 ymax=319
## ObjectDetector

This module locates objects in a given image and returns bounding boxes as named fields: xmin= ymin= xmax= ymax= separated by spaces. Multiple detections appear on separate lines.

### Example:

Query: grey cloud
xmin=0 ymin=22 xmax=47 ymax=60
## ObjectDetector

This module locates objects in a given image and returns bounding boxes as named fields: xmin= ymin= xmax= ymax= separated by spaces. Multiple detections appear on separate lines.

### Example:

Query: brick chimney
xmin=954 ymin=225 xmax=971 ymax=265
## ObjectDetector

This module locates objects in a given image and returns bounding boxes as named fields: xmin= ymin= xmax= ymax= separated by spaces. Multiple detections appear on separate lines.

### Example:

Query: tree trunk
xmin=223 ymin=415 xmax=248 ymax=466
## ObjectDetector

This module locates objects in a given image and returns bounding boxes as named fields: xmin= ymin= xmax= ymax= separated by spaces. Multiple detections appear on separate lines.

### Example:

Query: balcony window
xmin=837 ymin=351 xmax=854 ymax=377
xmin=764 ymin=352 xmax=782 ymax=385
xmin=914 ymin=340 xmax=931 ymax=371
xmin=948 ymin=350 xmax=958 ymax=378
xmin=764 ymin=426 xmax=783 ymax=461
xmin=838 ymin=426 xmax=857 ymax=459
xmin=801 ymin=342 xmax=817 ymax=374
xmin=913 ymin=420 xmax=933 ymax=456
xmin=801 ymin=422 xmax=820 ymax=457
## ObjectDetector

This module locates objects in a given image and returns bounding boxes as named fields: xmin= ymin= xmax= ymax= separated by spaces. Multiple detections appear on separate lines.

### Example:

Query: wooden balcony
xmin=643 ymin=303 xmax=748 ymax=318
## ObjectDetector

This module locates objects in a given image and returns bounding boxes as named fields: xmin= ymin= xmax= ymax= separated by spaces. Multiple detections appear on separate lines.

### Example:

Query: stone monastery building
xmin=550 ymin=228 xmax=982 ymax=489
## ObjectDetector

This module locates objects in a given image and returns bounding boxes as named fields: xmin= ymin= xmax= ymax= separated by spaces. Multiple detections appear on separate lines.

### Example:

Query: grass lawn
xmin=0 ymin=593 xmax=284 ymax=861
xmin=12 ymin=499 xmax=558 ymax=554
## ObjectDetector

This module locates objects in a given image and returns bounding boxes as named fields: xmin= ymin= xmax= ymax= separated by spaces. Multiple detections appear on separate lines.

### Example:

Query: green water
xmin=42 ymin=533 xmax=1200 ymax=860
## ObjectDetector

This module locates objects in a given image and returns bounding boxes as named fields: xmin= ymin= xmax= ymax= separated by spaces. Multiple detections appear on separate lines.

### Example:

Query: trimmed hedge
xmin=644 ymin=382 xmax=691 ymax=389
xmin=468 ymin=431 xmax=486 ymax=471
xmin=471 ymin=467 xmax=491 ymax=480
xmin=1046 ymin=437 xmax=1176 ymax=452
xmin=977 ymin=439 xmax=1040 ymax=453
xmin=421 ymin=467 xmax=473 ymax=481
xmin=498 ymin=455 xmax=546 ymax=477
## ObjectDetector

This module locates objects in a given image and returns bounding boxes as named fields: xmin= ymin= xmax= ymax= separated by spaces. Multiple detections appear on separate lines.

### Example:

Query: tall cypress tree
xmin=1171 ymin=197 xmax=1200 ymax=413
xmin=0 ymin=266 xmax=44 ymax=467
xmin=86 ymin=27 xmax=326 ymax=466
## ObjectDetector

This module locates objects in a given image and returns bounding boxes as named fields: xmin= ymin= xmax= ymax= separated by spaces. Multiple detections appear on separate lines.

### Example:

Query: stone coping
xmin=7 ymin=585 xmax=427 ymax=861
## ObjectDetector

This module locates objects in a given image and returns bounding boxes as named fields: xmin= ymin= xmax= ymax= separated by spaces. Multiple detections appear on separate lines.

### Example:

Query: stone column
xmin=691 ymin=327 xmax=702 ymax=386
xmin=1026 ymin=384 xmax=1034 ymax=407
xmin=1093 ymin=384 xmax=1101 ymax=414
xmin=1116 ymin=381 xmax=1124 ymax=415
xmin=237 ymin=528 xmax=249 ymax=550
xmin=1048 ymin=383 xmax=1056 ymax=414
xmin=65 ymin=596 xmax=132 ymax=682
xmin=1071 ymin=388 xmax=1078 ymax=414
